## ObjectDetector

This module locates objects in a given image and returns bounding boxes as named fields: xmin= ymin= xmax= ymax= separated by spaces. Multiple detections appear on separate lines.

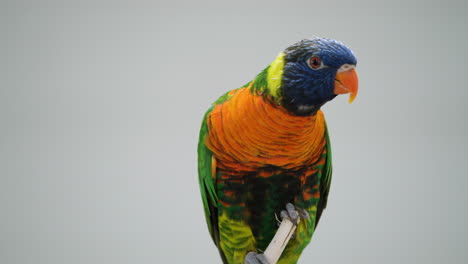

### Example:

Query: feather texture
xmin=198 ymin=85 xmax=332 ymax=264
xmin=198 ymin=37 xmax=357 ymax=264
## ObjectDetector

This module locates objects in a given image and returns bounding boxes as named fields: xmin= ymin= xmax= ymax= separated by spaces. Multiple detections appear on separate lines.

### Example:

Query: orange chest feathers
xmin=205 ymin=87 xmax=327 ymax=173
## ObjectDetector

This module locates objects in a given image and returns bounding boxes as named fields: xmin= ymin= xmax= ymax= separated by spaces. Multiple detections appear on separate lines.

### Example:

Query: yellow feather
xmin=267 ymin=52 xmax=286 ymax=99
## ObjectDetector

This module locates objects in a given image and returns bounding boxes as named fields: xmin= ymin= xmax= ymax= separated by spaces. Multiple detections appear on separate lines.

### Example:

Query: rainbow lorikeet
xmin=198 ymin=38 xmax=358 ymax=264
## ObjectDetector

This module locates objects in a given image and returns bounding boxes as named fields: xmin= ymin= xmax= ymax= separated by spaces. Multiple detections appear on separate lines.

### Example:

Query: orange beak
xmin=334 ymin=67 xmax=359 ymax=103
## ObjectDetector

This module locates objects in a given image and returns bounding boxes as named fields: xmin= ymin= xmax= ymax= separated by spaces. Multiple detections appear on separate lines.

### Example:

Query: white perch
xmin=263 ymin=216 xmax=300 ymax=264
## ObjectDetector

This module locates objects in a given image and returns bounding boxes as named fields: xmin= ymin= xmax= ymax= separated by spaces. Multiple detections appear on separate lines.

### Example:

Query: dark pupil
xmin=312 ymin=58 xmax=320 ymax=66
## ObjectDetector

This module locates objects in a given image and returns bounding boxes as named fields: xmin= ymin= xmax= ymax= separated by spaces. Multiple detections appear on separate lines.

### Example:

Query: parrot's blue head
xmin=271 ymin=37 xmax=358 ymax=116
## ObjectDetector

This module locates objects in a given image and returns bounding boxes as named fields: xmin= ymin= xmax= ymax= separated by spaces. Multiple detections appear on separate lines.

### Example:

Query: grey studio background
xmin=2 ymin=0 xmax=468 ymax=263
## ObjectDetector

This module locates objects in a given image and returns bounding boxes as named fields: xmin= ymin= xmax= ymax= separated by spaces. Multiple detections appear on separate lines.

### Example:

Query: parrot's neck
xmin=206 ymin=86 xmax=327 ymax=173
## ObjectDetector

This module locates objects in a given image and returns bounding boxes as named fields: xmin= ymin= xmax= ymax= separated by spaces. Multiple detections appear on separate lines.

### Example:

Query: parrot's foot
xmin=280 ymin=203 xmax=310 ymax=225
xmin=245 ymin=252 xmax=269 ymax=264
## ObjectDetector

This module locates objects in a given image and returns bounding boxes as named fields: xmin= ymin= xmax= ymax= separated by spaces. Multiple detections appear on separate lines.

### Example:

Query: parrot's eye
xmin=307 ymin=56 xmax=324 ymax=70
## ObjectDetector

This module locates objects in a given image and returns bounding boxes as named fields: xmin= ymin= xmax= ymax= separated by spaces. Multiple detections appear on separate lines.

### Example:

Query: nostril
xmin=337 ymin=64 xmax=355 ymax=73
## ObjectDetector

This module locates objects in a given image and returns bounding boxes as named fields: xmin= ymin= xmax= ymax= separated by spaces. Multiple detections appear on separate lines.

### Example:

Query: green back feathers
xmin=198 ymin=89 xmax=239 ymax=244
xmin=315 ymin=124 xmax=333 ymax=227
xmin=198 ymin=108 xmax=217 ymax=240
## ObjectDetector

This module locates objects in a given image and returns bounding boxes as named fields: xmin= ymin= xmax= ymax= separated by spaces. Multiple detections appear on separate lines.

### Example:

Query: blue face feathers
xmin=280 ymin=37 xmax=357 ymax=116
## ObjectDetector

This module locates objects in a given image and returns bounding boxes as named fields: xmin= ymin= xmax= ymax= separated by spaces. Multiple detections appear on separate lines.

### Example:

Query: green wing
xmin=198 ymin=107 xmax=219 ymax=244
xmin=198 ymin=88 xmax=242 ymax=246
xmin=315 ymin=124 xmax=333 ymax=227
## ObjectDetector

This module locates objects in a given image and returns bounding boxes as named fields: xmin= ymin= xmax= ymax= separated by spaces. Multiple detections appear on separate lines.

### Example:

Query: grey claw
xmin=297 ymin=207 xmax=310 ymax=220
xmin=281 ymin=203 xmax=299 ymax=224
xmin=275 ymin=213 xmax=282 ymax=227
xmin=280 ymin=210 xmax=289 ymax=220
xmin=245 ymin=252 xmax=269 ymax=264
xmin=280 ymin=203 xmax=310 ymax=224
